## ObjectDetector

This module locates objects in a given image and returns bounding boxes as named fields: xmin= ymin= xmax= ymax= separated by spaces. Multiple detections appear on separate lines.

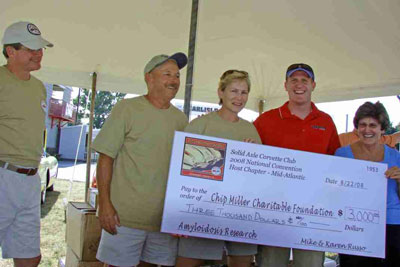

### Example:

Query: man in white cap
xmin=92 ymin=53 xmax=188 ymax=266
xmin=0 ymin=21 xmax=53 ymax=266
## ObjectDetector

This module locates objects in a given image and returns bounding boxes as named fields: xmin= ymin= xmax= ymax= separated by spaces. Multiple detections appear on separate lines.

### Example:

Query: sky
xmin=316 ymin=95 xmax=400 ymax=134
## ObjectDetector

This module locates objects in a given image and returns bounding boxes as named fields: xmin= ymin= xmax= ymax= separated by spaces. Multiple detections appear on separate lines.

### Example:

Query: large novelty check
xmin=161 ymin=132 xmax=388 ymax=258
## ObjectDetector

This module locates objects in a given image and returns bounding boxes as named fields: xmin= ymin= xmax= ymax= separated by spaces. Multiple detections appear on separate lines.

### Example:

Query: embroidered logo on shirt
xmin=311 ymin=125 xmax=326 ymax=131
xmin=41 ymin=100 xmax=47 ymax=112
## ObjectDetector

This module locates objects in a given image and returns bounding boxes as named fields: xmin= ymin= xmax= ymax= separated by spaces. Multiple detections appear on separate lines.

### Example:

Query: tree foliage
xmin=385 ymin=121 xmax=398 ymax=135
xmin=72 ymin=89 xmax=126 ymax=129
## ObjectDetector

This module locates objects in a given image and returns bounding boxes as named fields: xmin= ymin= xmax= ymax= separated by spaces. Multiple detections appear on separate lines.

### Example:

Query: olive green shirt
xmin=185 ymin=111 xmax=261 ymax=144
xmin=92 ymin=96 xmax=188 ymax=231
xmin=0 ymin=66 xmax=46 ymax=167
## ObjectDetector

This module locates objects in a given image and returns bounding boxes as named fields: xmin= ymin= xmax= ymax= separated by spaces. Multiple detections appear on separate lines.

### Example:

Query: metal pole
xmin=345 ymin=114 xmax=349 ymax=132
xmin=183 ymin=0 xmax=199 ymax=119
xmin=75 ymin=87 xmax=81 ymax=125
xmin=85 ymin=72 xmax=97 ymax=202
xmin=258 ymin=99 xmax=265 ymax=115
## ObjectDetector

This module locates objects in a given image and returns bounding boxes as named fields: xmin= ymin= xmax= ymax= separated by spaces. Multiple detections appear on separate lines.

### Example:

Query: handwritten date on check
xmin=161 ymin=132 xmax=388 ymax=258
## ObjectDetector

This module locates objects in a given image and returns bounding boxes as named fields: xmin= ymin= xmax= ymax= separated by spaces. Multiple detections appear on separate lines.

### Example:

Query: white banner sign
xmin=161 ymin=131 xmax=388 ymax=258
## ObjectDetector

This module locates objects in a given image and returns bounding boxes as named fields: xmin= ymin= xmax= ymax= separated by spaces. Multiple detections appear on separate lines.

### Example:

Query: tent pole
xmin=183 ymin=0 xmax=199 ymax=119
xmin=75 ymin=88 xmax=81 ymax=125
xmin=85 ymin=72 xmax=97 ymax=202
xmin=258 ymin=99 xmax=265 ymax=115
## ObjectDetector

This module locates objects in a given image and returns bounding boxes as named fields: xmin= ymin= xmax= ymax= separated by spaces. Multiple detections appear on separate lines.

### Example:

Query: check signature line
xmin=179 ymin=211 xmax=342 ymax=233
xmin=294 ymin=243 xmax=372 ymax=254
xmin=202 ymin=200 xmax=339 ymax=220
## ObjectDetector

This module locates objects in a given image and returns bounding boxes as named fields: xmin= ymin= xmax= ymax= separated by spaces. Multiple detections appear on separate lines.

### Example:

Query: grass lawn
xmin=1 ymin=179 xmax=340 ymax=267
xmin=0 ymin=179 xmax=86 ymax=267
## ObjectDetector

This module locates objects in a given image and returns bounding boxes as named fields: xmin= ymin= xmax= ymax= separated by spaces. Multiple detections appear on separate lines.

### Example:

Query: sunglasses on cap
xmin=286 ymin=63 xmax=315 ymax=80
xmin=221 ymin=69 xmax=249 ymax=79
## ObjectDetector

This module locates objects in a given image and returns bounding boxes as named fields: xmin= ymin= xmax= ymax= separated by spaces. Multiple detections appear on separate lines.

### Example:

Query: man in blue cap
xmin=254 ymin=63 xmax=340 ymax=267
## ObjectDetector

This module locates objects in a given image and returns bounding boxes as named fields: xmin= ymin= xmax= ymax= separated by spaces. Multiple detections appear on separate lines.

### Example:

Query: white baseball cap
xmin=2 ymin=21 xmax=53 ymax=49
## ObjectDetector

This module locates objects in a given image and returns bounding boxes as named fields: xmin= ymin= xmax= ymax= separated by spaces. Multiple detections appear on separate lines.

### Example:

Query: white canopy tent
xmin=3 ymin=0 xmax=400 ymax=194
xmin=2 ymin=0 xmax=400 ymax=112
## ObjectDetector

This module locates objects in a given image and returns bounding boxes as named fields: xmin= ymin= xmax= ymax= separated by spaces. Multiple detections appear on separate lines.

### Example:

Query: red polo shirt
xmin=253 ymin=102 xmax=340 ymax=155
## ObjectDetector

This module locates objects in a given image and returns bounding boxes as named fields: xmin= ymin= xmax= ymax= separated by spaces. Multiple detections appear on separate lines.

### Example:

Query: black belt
xmin=0 ymin=160 xmax=38 ymax=176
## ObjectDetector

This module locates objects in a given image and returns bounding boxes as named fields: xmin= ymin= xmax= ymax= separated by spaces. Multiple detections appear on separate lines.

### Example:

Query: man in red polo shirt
xmin=254 ymin=63 xmax=340 ymax=267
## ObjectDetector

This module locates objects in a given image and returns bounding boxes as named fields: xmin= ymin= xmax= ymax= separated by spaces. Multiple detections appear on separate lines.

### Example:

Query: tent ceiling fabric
xmin=1 ymin=0 xmax=399 ymax=111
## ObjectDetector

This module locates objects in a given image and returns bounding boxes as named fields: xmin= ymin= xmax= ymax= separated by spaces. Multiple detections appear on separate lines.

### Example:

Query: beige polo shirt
xmin=0 ymin=66 xmax=46 ymax=167
xmin=92 ymin=96 xmax=188 ymax=231
xmin=185 ymin=111 xmax=261 ymax=144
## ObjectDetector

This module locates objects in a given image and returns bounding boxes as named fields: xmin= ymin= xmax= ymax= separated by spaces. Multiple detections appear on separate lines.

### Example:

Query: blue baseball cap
xmin=286 ymin=63 xmax=315 ymax=81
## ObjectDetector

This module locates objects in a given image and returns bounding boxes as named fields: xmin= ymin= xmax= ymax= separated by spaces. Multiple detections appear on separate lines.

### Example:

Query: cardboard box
xmin=65 ymin=246 xmax=104 ymax=267
xmin=66 ymin=202 xmax=102 ymax=261
xmin=87 ymin=188 xmax=99 ymax=209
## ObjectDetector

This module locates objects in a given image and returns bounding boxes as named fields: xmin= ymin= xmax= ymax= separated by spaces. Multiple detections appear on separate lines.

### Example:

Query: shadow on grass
xmin=41 ymin=190 xmax=60 ymax=218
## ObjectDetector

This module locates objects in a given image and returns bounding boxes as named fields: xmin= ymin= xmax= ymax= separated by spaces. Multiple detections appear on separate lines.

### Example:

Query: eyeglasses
xmin=287 ymin=63 xmax=313 ymax=73
xmin=358 ymin=122 xmax=380 ymax=129
xmin=221 ymin=69 xmax=249 ymax=79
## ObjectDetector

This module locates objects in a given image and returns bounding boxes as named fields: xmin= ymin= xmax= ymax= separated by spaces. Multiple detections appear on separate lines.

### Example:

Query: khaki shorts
xmin=178 ymin=236 xmax=257 ymax=260
xmin=0 ymin=168 xmax=41 ymax=259
xmin=257 ymin=246 xmax=324 ymax=267
xmin=96 ymin=226 xmax=178 ymax=266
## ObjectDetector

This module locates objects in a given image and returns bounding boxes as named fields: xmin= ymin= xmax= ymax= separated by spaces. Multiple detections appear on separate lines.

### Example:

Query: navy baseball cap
xmin=286 ymin=63 xmax=315 ymax=81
